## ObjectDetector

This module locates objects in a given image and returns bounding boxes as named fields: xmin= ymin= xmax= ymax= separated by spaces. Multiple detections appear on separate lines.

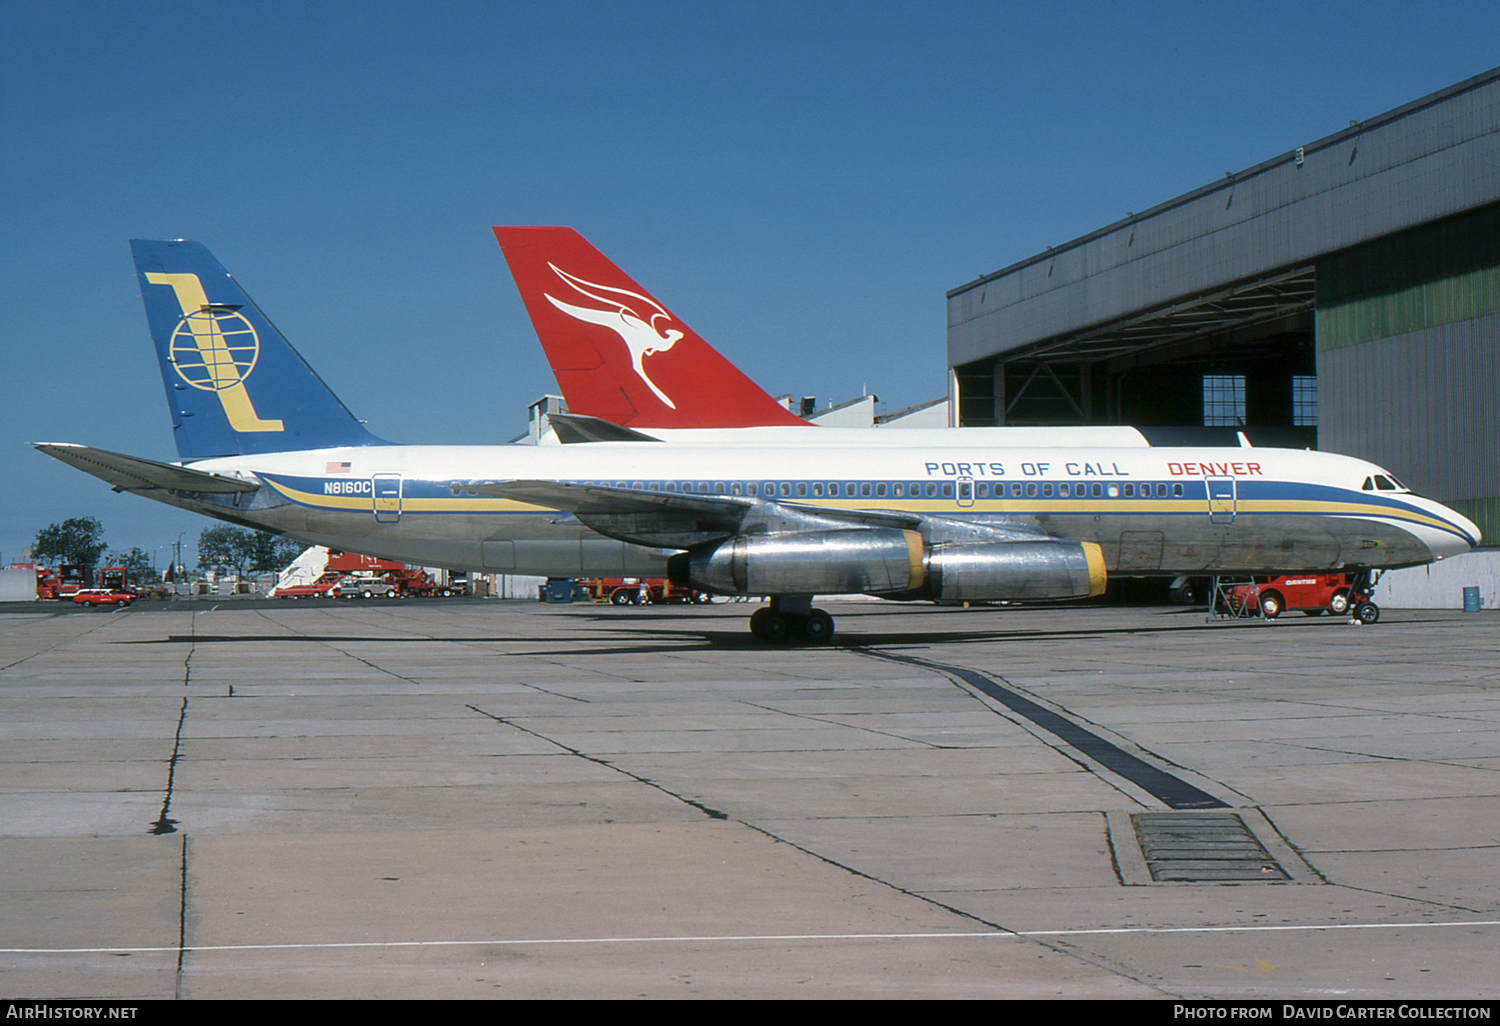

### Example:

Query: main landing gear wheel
xmin=801 ymin=610 xmax=834 ymax=643
xmin=749 ymin=606 xmax=836 ymax=645
xmin=749 ymin=607 xmax=792 ymax=644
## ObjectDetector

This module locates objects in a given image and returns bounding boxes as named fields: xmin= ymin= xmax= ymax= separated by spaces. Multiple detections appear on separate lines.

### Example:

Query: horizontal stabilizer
xmin=34 ymin=443 xmax=260 ymax=494
xmin=548 ymin=413 xmax=663 ymax=444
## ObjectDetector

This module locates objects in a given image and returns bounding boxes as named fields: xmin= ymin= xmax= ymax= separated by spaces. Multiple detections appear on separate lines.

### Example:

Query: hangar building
xmin=947 ymin=67 xmax=1500 ymax=548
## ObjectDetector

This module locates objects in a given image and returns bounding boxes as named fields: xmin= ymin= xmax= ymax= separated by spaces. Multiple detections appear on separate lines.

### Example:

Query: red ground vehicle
xmin=273 ymin=550 xmax=466 ymax=599
xmin=34 ymin=566 xmax=60 ymax=600
xmin=274 ymin=571 xmax=343 ymax=599
xmin=71 ymin=588 xmax=134 ymax=608
xmin=97 ymin=566 xmax=129 ymax=592
xmin=37 ymin=564 xmax=90 ymax=599
xmin=325 ymin=551 xmax=466 ymax=597
xmin=1225 ymin=574 xmax=1378 ymax=622
xmin=582 ymin=577 xmax=706 ymax=605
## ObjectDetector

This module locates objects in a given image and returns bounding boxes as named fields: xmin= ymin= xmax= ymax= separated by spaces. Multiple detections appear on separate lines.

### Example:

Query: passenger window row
xmin=978 ymin=481 xmax=1187 ymax=499
xmin=575 ymin=479 xmax=1191 ymax=500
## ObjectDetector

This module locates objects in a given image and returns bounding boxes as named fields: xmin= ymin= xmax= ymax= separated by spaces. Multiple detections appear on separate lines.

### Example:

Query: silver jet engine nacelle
xmin=924 ymin=540 xmax=1107 ymax=602
xmin=673 ymin=529 xmax=924 ymax=596
xmin=670 ymin=528 xmax=1106 ymax=602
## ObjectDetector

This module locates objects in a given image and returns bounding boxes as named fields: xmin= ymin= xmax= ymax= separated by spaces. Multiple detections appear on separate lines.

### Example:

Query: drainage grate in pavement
xmin=1133 ymin=811 xmax=1290 ymax=882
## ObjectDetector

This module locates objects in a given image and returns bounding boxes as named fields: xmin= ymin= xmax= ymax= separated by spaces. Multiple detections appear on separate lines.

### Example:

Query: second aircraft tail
xmin=493 ymin=226 xmax=807 ymax=429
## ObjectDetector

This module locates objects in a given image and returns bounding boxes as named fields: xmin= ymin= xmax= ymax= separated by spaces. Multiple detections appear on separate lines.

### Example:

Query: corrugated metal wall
xmin=949 ymin=70 xmax=1500 ymax=367
xmin=1319 ymin=313 xmax=1499 ymax=536
xmin=1318 ymin=202 xmax=1500 ymax=542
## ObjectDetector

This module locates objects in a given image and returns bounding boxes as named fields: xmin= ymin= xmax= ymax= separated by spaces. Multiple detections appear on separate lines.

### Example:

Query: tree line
xmin=31 ymin=518 xmax=303 ymax=585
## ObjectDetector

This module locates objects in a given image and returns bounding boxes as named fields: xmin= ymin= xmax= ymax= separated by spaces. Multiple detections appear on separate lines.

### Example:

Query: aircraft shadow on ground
xmin=108 ymin=604 xmax=1424 ymax=657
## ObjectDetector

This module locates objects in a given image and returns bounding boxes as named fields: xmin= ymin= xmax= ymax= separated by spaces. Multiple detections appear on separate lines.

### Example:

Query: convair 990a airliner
xmin=37 ymin=239 xmax=1478 ymax=643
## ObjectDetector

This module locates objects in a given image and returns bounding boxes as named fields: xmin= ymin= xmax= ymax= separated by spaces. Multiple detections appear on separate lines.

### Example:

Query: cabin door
xmin=373 ymin=473 xmax=403 ymax=523
xmin=1206 ymin=477 xmax=1237 ymax=525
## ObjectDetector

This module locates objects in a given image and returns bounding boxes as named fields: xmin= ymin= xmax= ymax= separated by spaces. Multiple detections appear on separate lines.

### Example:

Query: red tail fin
xmin=494 ymin=227 xmax=807 ymax=428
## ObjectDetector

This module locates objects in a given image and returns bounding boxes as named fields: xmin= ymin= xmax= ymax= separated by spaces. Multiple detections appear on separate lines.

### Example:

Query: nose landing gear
xmin=1350 ymin=569 xmax=1382 ymax=624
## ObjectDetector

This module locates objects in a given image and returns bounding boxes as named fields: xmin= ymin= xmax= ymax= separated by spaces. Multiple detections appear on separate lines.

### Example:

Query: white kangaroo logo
xmin=543 ymin=263 xmax=682 ymax=409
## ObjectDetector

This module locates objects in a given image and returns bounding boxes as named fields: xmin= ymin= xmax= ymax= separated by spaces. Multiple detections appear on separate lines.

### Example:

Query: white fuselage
xmin=173 ymin=440 xmax=1479 ymax=582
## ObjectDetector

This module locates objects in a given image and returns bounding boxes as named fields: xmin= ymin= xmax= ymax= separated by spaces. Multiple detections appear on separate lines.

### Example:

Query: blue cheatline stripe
xmin=256 ymin=473 xmax=1473 ymax=543
xmin=863 ymin=650 xmax=1228 ymax=811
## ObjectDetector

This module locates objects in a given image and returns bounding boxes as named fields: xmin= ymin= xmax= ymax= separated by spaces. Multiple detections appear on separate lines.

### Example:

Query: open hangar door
xmin=952 ymin=263 xmax=1319 ymax=449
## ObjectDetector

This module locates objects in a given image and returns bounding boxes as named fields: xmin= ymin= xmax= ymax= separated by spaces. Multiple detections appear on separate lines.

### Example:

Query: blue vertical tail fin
xmin=130 ymin=239 xmax=388 ymax=460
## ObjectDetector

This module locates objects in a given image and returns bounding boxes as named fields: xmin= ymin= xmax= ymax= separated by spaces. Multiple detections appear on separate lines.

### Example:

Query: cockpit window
xmin=1362 ymin=474 xmax=1408 ymax=492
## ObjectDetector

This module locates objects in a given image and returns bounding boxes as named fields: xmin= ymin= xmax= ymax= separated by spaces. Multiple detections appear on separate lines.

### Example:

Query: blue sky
xmin=3 ymin=0 xmax=1497 ymax=567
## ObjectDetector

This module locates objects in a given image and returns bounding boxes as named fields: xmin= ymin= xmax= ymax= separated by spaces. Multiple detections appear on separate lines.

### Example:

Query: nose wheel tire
xmin=1353 ymin=601 xmax=1381 ymax=624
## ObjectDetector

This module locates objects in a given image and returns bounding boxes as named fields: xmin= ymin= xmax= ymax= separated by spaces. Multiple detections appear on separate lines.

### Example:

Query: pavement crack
xmin=465 ymin=704 xmax=727 ymax=819
xmin=463 ymin=704 xmax=1161 ymax=991
xmin=735 ymin=699 xmax=957 ymax=748
xmin=735 ymin=818 xmax=1169 ymax=992
xmin=1323 ymin=881 xmax=1497 ymax=916
xmin=150 ymin=611 xmax=195 ymax=836
xmin=254 ymin=608 xmax=425 ymax=685
xmin=149 ymin=696 xmax=187 ymax=835
xmin=0 ymin=612 xmax=121 ymax=673
xmin=173 ymin=834 xmax=188 ymax=999
xmin=738 ymin=819 xmax=1009 ymax=931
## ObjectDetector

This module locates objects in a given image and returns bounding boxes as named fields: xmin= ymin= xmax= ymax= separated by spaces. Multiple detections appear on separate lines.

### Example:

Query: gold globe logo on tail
xmin=146 ymin=272 xmax=283 ymax=432
xmin=170 ymin=308 xmax=260 ymax=389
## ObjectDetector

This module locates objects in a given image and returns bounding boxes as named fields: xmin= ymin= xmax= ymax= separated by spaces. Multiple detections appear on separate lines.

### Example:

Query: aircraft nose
xmin=1423 ymin=499 xmax=1482 ymax=559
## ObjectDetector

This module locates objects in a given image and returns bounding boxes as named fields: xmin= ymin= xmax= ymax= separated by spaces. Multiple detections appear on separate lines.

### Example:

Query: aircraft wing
xmin=34 ymin=443 xmax=261 ymax=495
xmin=455 ymin=479 xmax=1096 ymax=607
xmin=451 ymin=478 xmax=925 ymax=549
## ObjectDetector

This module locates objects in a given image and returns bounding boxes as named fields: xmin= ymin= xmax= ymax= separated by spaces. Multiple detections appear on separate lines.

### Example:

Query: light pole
xmin=174 ymin=533 xmax=185 ymax=595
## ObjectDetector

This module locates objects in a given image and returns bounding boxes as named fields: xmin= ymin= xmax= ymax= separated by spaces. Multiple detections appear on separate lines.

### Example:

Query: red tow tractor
xmin=1224 ymin=573 xmax=1380 ymax=623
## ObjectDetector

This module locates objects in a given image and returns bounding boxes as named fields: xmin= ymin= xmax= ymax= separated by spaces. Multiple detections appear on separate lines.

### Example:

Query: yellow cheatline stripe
xmin=262 ymin=478 xmax=538 ymax=513
xmin=262 ymin=478 xmax=368 ymax=509
xmin=1238 ymin=498 xmax=1465 ymax=534
xmin=404 ymin=496 xmax=537 ymax=512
